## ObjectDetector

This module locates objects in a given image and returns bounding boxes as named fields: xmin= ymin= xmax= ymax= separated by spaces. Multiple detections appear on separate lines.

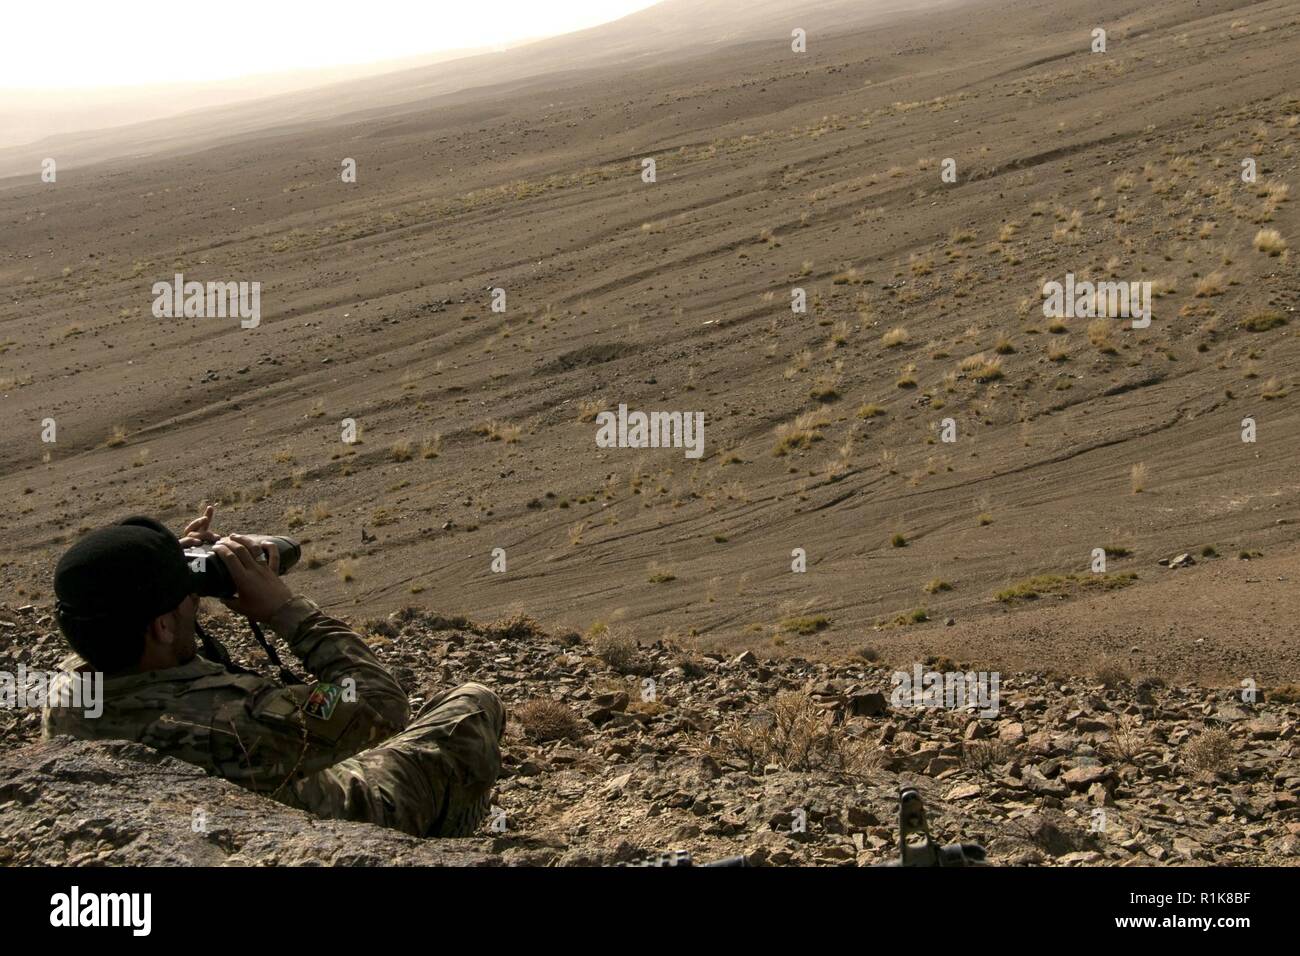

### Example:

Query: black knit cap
xmin=54 ymin=516 xmax=193 ymax=626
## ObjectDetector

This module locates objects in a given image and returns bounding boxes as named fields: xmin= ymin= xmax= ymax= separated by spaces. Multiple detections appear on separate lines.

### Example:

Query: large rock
xmin=1062 ymin=764 xmax=1115 ymax=790
xmin=0 ymin=736 xmax=498 ymax=867
xmin=846 ymin=692 xmax=887 ymax=717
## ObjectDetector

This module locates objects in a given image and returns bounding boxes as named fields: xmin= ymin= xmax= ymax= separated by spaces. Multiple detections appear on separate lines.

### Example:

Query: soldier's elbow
xmin=376 ymin=696 xmax=410 ymax=734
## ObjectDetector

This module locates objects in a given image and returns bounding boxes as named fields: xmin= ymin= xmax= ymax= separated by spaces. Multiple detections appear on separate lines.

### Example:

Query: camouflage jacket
xmin=42 ymin=598 xmax=409 ymax=798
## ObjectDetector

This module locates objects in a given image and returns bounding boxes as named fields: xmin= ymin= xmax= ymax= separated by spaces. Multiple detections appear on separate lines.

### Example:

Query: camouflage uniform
xmin=42 ymin=597 xmax=504 ymax=837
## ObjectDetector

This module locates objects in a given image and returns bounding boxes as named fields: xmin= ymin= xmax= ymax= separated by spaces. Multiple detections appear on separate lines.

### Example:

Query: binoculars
xmin=184 ymin=536 xmax=301 ymax=598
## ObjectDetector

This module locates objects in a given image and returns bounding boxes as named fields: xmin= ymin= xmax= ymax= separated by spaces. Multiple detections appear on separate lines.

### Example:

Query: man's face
xmin=169 ymin=594 xmax=200 ymax=664
xmin=136 ymin=594 xmax=200 ymax=672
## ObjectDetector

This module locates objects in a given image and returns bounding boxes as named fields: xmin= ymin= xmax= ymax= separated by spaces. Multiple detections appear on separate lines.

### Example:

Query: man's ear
xmin=145 ymin=611 xmax=176 ymax=648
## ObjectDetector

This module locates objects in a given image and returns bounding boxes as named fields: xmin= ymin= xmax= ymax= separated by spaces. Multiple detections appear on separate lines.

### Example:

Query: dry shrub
xmin=1253 ymin=228 xmax=1286 ymax=256
xmin=1088 ymin=320 xmax=1117 ymax=353
xmin=359 ymin=610 xmax=398 ymax=637
xmin=1093 ymin=655 xmax=1131 ymax=688
xmin=476 ymin=420 xmax=522 ymax=443
xmin=723 ymin=692 xmax=879 ymax=773
xmin=1183 ymin=728 xmax=1235 ymax=773
xmin=1193 ymin=272 xmax=1226 ymax=297
xmin=962 ymin=739 xmax=1017 ymax=775
xmin=1130 ymin=462 xmax=1148 ymax=494
xmin=516 ymin=699 xmax=583 ymax=742
xmin=1103 ymin=715 xmax=1150 ymax=764
xmin=773 ymin=408 xmax=831 ymax=456
xmin=488 ymin=612 xmax=546 ymax=641
xmin=675 ymin=651 xmax=711 ymax=679
xmin=591 ymin=628 xmax=649 ymax=675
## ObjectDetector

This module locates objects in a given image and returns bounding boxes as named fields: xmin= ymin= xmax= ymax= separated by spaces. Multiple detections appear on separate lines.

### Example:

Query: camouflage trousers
xmin=287 ymin=682 xmax=505 ymax=837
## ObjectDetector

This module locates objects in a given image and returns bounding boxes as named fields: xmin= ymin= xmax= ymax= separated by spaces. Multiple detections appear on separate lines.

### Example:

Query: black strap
xmin=196 ymin=620 xmax=304 ymax=685
xmin=247 ymin=619 xmax=305 ymax=685
xmin=195 ymin=621 xmax=241 ymax=670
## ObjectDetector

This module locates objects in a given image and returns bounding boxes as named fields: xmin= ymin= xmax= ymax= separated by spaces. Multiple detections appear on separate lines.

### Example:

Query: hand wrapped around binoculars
xmin=178 ymin=506 xmax=294 ymax=623
xmin=211 ymin=534 xmax=295 ymax=624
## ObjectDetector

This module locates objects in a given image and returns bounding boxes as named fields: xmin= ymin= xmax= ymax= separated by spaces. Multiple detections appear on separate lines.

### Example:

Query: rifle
xmin=625 ymin=787 xmax=985 ymax=867
xmin=621 ymin=850 xmax=749 ymax=867
xmin=881 ymin=786 xmax=987 ymax=866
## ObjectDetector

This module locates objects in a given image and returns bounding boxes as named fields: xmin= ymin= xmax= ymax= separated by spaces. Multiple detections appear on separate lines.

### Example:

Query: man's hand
xmin=212 ymin=534 xmax=294 ymax=623
xmin=180 ymin=505 xmax=222 ymax=548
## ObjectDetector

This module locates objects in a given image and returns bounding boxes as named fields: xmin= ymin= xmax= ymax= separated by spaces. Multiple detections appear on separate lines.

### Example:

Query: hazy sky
xmin=6 ymin=0 xmax=662 ymax=89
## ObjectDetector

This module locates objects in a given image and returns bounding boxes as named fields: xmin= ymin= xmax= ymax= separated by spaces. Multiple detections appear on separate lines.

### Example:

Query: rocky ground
xmin=2 ymin=600 xmax=1297 ymax=866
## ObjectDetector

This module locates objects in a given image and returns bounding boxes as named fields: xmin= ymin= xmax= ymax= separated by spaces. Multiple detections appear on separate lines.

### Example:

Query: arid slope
xmin=1 ymin=0 xmax=1297 ymax=687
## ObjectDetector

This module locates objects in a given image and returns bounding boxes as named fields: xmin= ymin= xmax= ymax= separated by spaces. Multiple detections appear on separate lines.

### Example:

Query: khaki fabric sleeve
xmin=268 ymin=597 xmax=410 ymax=730
xmin=199 ymin=598 xmax=410 ymax=795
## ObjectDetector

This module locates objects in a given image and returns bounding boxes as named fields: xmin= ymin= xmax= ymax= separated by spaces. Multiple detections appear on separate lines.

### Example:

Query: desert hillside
xmin=1 ymin=0 xmax=1298 ymax=690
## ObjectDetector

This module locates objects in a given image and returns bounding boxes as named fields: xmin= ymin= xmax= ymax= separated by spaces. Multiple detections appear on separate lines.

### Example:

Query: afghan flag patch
xmin=302 ymin=682 xmax=343 ymax=721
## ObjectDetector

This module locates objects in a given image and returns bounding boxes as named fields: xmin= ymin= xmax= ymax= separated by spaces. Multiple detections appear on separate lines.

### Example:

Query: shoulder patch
xmin=302 ymin=683 xmax=343 ymax=721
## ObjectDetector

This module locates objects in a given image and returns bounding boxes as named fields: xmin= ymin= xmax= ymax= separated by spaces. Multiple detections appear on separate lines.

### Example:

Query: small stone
xmin=1062 ymin=765 xmax=1113 ymax=790
xmin=998 ymin=721 xmax=1026 ymax=743
xmin=1076 ymin=717 xmax=1112 ymax=732
xmin=594 ymin=691 xmax=630 ymax=711
xmin=846 ymin=806 xmax=879 ymax=828
xmin=924 ymin=755 xmax=960 ymax=775
xmin=1058 ymin=850 xmax=1102 ymax=864
xmin=1087 ymin=781 xmax=1113 ymax=806
xmin=1023 ymin=766 xmax=1068 ymax=797
xmin=1247 ymin=719 xmax=1280 ymax=740
xmin=605 ymin=772 xmax=633 ymax=793
xmin=846 ymin=692 xmax=887 ymax=717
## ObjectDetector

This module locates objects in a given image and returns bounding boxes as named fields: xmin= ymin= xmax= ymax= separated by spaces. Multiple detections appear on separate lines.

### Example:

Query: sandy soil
xmin=1 ymin=0 xmax=1297 ymax=688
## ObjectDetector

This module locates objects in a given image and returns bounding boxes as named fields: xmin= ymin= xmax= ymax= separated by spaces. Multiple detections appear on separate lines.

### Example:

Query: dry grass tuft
xmin=1183 ymin=729 xmax=1234 ymax=773
xmin=591 ymin=628 xmax=649 ymax=675
xmin=477 ymin=420 xmax=522 ymax=443
xmin=774 ymin=408 xmax=832 ymax=456
xmin=723 ymin=692 xmax=880 ymax=773
xmin=1130 ymin=462 xmax=1148 ymax=494
xmin=1088 ymin=320 xmax=1118 ymax=354
xmin=1253 ymin=228 xmax=1286 ymax=256
xmin=882 ymin=326 xmax=910 ymax=347
xmin=516 ymin=699 xmax=584 ymax=742
xmin=1092 ymin=655 xmax=1131 ymax=689
xmin=961 ymin=353 xmax=1003 ymax=382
